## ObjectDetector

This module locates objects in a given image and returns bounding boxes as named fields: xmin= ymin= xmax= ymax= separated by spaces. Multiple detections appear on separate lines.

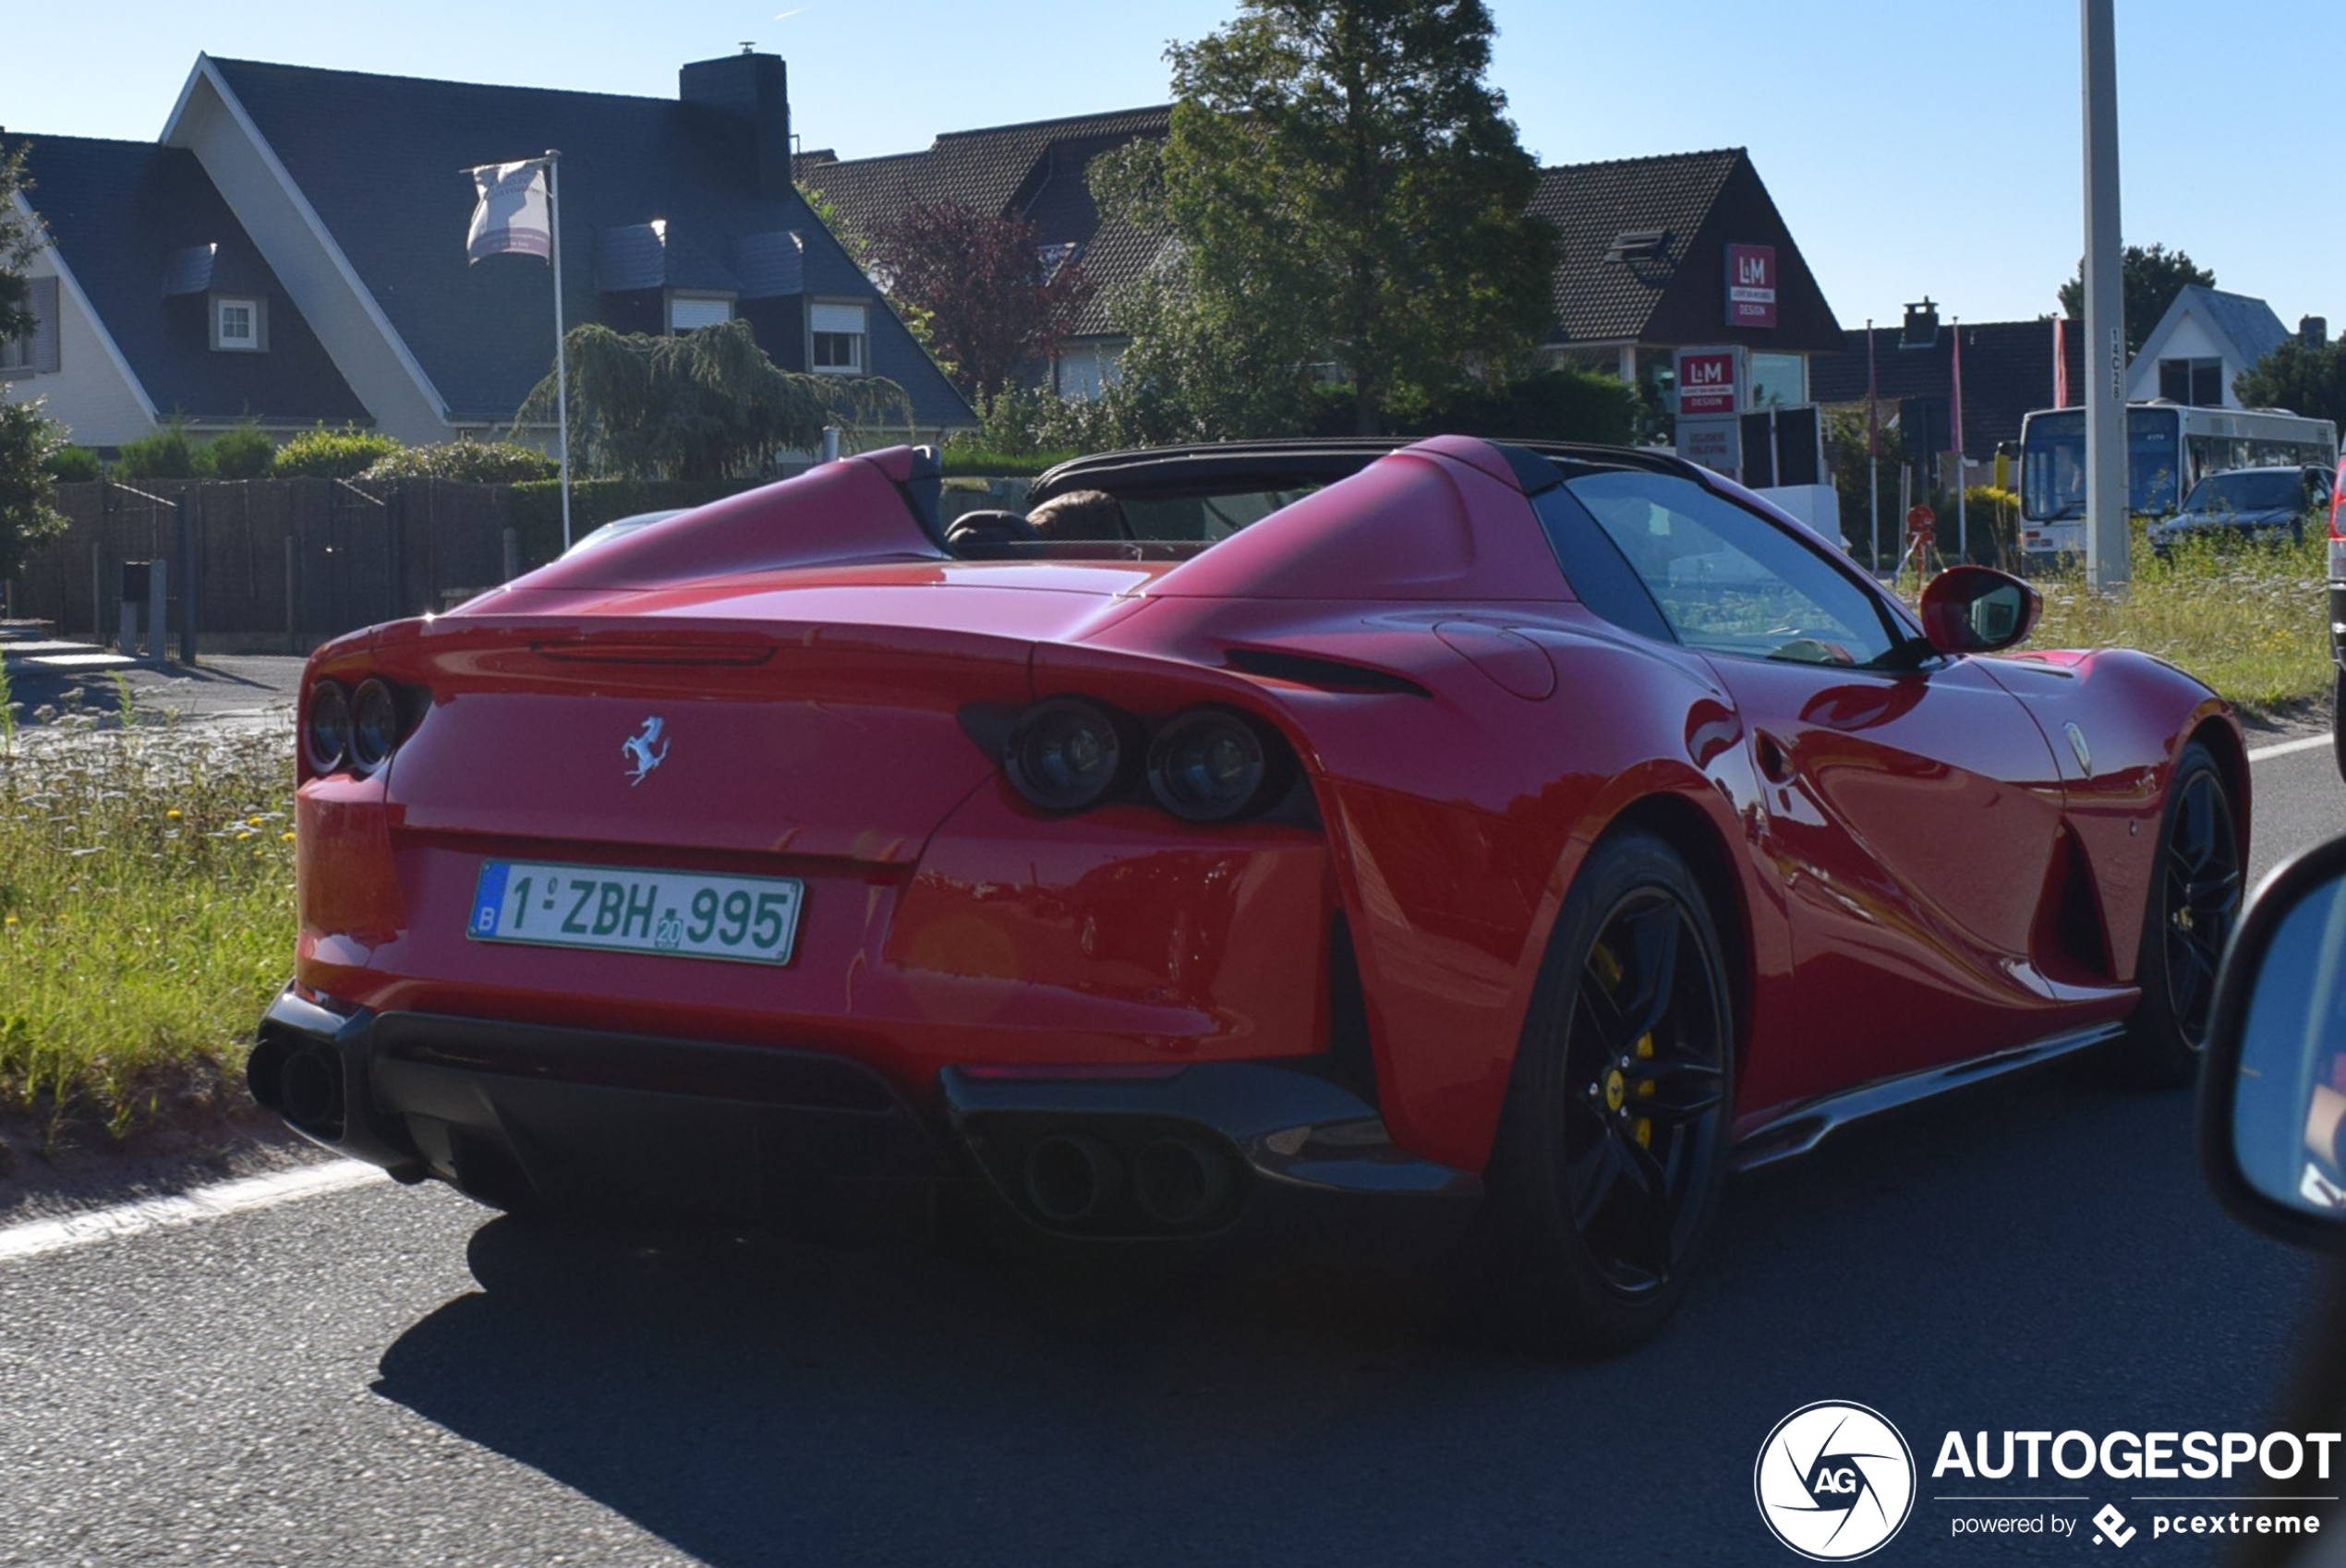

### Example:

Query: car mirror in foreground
xmin=1917 ymin=565 xmax=2042 ymax=656
xmin=2200 ymin=834 xmax=2346 ymax=1251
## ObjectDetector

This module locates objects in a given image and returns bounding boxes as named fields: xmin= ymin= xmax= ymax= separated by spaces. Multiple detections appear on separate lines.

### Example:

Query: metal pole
xmin=147 ymin=557 xmax=167 ymax=662
xmin=1953 ymin=317 xmax=1968 ymax=563
xmin=2082 ymin=0 xmax=2129 ymax=589
xmin=177 ymin=488 xmax=196 ymax=664
xmin=547 ymin=149 xmax=573 ymax=551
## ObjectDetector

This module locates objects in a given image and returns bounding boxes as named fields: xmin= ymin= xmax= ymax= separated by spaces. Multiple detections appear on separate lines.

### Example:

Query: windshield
xmin=2184 ymin=469 xmax=2302 ymax=513
xmin=2021 ymin=408 xmax=2183 ymax=521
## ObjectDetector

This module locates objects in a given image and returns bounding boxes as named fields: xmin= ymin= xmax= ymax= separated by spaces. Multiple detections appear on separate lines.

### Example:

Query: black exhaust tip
xmin=1022 ymin=1134 xmax=1119 ymax=1225
xmin=279 ymin=1046 xmax=346 ymax=1140
xmin=1132 ymin=1137 xmax=1234 ymax=1228
xmin=246 ymin=1034 xmax=291 ymax=1113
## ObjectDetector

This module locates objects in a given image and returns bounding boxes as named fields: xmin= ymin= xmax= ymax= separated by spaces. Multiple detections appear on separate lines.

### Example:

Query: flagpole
xmin=546 ymin=149 xmax=571 ymax=550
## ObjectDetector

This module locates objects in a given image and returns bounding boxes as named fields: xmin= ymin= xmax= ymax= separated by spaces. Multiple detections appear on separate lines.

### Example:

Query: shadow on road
xmin=369 ymin=1071 xmax=2316 ymax=1567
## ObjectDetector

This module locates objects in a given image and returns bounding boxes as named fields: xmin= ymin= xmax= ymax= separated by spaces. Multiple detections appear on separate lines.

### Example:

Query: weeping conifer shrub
xmin=516 ymin=320 xmax=912 ymax=482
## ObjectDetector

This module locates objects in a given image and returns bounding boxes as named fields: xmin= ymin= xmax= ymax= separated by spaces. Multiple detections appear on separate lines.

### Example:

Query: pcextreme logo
xmin=1756 ymin=1401 xmax=1918 ymax=1561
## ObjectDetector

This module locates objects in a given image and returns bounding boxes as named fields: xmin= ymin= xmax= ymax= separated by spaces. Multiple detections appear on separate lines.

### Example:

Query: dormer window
xmin=212 ymin=296 xmax=266 ymax=352
xmin=810 ymin=301 xmax=867 ymax=374
xmin=667 ymin=293 xmax=734 ymax=333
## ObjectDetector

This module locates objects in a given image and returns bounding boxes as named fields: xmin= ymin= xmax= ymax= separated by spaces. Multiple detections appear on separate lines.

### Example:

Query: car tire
xmin=2333 ymin=667 xmax=2346 ymax=787
xmin=1452 ymin=829 xmax=1735 ymax=1356
xmin=2113 ymin=741 xmax=2242 ymax=1088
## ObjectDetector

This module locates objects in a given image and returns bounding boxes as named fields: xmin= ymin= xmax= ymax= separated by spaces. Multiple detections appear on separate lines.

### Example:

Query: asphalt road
xmin=3 ymin=738 xmax=2341 ymax=1568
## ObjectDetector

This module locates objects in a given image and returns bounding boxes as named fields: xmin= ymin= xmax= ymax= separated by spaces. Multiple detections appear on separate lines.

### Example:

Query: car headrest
xmin=945 ymin=510 xmax=1042 ymax=549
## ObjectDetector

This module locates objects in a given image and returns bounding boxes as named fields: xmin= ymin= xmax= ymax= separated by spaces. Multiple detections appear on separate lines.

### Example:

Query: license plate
xmin=466 ymin=860 xmax=804 ymax=965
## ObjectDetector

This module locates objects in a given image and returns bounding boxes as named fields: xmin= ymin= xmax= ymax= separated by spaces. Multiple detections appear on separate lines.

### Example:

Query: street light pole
xmin=2082 ymin=0 xmax=2128 ymax=589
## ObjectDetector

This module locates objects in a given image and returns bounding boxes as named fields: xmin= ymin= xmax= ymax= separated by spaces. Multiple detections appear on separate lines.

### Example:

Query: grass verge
xmin=2018 ymin=532 xmax=2328 ymax=717
xmin=0 ymin=683 xmax=294 ymax=1142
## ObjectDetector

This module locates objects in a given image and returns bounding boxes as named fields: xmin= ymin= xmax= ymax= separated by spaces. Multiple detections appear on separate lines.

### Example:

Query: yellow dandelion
xmin=246 ymin=815 xmax=263 ymax=826
xmin=281 ymin=831 xmax=296 ymax=842
xmin=165 ymin=809 xmax=182 ymax=820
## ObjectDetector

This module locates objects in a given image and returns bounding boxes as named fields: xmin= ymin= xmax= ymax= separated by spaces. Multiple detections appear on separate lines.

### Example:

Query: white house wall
xmin=2125 ymin=308 xmax=2243 ymax=407
xmin=1 ymin=237 xmax=156 ymax=446
xmin=163 ymin=62 xmax=453 ymax=445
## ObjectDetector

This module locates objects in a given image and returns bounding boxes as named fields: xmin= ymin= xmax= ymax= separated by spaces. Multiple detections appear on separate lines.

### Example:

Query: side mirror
xmin=2200 ymin=835 xmax=2346 ymax=1251
xmin=1917 ymin=565 xmax=2042 ymax=655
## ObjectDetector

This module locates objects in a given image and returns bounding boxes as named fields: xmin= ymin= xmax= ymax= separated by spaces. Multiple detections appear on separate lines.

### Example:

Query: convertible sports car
xmin=251 ymin=435 xmax=2247 ymax=1350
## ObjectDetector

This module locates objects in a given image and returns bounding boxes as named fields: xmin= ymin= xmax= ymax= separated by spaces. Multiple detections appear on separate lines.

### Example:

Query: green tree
xmin=2058 ymin=242 xmax=2216 ymax=357
xmin=0 ymin=141 xmax=38 ymax=344
xmin=0 ymin=398 xmax=68 ymax=582
xmin=1098 ymin=0 xmax=1555 ymax=437
xmin=0 ymin=140 xmax=67 ymax=583
xmin=2234 ymin=334 xmax=2346 ymax=428
xmin=518 ymin=320 xmax=908 ymax=481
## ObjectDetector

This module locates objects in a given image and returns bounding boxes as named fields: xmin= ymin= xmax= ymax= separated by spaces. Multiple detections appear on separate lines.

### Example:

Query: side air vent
xmin=1224 ymin=646 xmax=1430 ymax=697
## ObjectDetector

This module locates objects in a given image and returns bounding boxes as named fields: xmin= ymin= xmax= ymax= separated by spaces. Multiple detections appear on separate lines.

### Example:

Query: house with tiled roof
xmin=803 ymin=116 xmax=1846 ymax=414
xmin=2 ymin=135 xmax=368 ymax=445
xmin=1808 ymin=314 xmax=2088 ymax=460
xmin=2 ymin=50 xmax=969 ymax=450
xmin=797 ymin=107 xmax=1171 ymax=398
xmin=1529 ymin=148 xmax=1843 ymax=404
xmin=2123 ymin=285 xmax=2289 ymax=409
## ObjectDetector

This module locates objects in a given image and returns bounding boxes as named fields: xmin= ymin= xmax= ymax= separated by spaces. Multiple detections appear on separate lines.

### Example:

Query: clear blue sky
xmin=9 ymin=1 xmax=2342 ymax=335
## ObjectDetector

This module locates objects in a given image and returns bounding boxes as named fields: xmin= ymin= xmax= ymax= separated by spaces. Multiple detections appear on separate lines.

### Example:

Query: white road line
xmin=2249 ymin=734 xmax=2329 ymax=764
xmin=0 ymin=1160 xmax=390 ymax=1264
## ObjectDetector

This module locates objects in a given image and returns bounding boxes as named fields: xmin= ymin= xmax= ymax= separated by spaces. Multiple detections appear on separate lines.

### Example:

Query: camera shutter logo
xmin=1754 ymin=1401 xmax=1917 ymax=1560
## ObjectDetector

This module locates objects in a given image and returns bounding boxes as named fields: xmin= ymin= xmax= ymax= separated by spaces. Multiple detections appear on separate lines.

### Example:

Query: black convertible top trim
xmin=1027 ymin=436 xmax=1701 ymax=506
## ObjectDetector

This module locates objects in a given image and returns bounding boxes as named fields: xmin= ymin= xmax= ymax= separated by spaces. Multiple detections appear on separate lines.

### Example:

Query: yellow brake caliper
xmin=1591 ymin=942 xmax=1658 ymax=1148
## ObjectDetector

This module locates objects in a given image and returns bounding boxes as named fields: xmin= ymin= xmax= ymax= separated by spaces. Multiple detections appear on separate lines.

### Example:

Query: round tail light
xmin=304 ymin=681 xmax=350 ymax=774
xmin=1147 ymin=708 xmax=1276 ymax=822
xmin=348 ymin=679 xmax=402 ymax=776
xmin=1006 ymin=699 xmax=1125 ymax=812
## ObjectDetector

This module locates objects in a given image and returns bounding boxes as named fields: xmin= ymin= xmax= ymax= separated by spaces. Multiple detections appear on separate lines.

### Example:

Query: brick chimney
xmin=680 ymin=50 xmax=791 ymax=199
xmin=2302 ymin=315 xmax=2328 ymax=349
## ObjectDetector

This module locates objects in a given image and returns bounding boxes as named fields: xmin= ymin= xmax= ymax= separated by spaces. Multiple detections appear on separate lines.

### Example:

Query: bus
xmin=2017 ymin=403 xmax=2338 ymax=555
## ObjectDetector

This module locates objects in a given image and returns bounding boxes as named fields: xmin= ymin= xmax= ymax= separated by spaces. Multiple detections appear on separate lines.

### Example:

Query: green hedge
xmin=359 ymin=440 xmax=557 ymax=484
xmin=274 ymin=425 xmax=402 ymax=479
xmin=507 ymin=477 xmax=769 ymax=566
xmin=937 ymin=443 xmax=1080 ymax=477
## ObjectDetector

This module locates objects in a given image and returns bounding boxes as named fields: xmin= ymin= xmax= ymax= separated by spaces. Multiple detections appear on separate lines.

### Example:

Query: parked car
xmin=251 ymin=435 xmax=2245 ymax=1352
xmin=2147 ymin=464 xmax=2333 ymax=553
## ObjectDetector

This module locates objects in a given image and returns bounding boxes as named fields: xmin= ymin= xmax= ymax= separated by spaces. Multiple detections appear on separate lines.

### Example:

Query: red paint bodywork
xmin=294 ymin=440 xmax=2243 ymax=1176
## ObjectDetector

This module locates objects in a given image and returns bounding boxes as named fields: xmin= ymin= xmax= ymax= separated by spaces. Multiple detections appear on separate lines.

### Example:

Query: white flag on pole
xmin=465 ymin=160 xmax=551 ymax=263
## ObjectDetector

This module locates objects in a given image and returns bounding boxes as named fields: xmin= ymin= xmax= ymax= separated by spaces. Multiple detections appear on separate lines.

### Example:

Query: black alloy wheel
xmin=1458 ymin=829 xmax=1735 ymax=1355
xmin=1559 ymin=887 xmax=1731 ymax=1295
xmin=2116 ymin=741 xmax=2242 ymax=1087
